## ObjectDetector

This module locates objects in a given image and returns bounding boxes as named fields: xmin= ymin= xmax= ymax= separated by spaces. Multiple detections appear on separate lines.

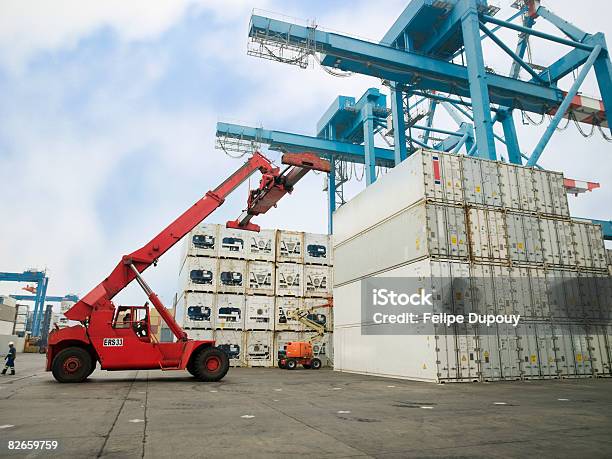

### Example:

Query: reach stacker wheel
xmin=192 ymin=347 xmax=230 ymax=382
xmin=51 ymin=347 xmax=93 ymax=383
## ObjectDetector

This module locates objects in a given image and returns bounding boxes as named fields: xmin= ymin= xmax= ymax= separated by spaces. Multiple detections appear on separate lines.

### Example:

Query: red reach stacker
xmin=47 ymin=152 xmax=330 ymax=383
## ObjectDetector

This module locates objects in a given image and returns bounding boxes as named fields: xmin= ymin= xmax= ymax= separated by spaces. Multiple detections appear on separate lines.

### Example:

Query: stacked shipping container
xmin=334 ymin=149 xmax=611 ymax=382
xmin=177 ymin=224 xmax=333 ymax=367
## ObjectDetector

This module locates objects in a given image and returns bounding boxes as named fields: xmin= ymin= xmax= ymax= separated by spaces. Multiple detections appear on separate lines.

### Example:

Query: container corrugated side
xmin=461 ymin=155 xmax=502 ymax=207
xmin=467 ymin=207 xmax=508 ymax=262
xmin=506 ymin=212 xmax=543 ymax=265
xmin=334 ymin=202 xmax=468 ymax=286
xmin=333 ymin=149 xmax=460 ymax=247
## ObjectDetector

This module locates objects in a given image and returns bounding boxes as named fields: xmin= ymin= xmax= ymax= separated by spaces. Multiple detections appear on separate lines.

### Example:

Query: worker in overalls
xmin=2 ymin=341 xmax=16 ymax=375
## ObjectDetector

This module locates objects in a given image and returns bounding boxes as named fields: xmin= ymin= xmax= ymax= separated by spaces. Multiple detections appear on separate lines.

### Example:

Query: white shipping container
xmin=217 ymin=259 xmax=246 ymax=294
xmin=218 ymin=227 xmax=248 ymax=259
xmin=587 ymin=325 xmax=611 ymax=376
xmin=304 ymin=233 xmax=332 ymax=265
xmin=467 ymin=207 xmax=508 ymax=262
xmin=572 ymin=220 xmax=607 ymax=270
xmin=60 ymin=300 xmax=75 ymax=315
xmin=184 ymin=223 xmax=220 ymax=258
xmin=245 ymin=331 xmax=273 ymax=366
xmin=533 ymin=169 xmax=569 ymax=217
xmin=244 ymin=295 xmax=274 ymax=330
xmin=275 ymin=297 xmax=303 ymax=331
xmin=275 ymin=263 xmax=303 ymax=297
xmin=214 ymin=294 xmax=245 ymax=330
xmin=246 ymin=261 xmax=275 ymax=295
xmin=333 ymin=149 xmax=464 ymax=247
xmin=215 ymin=330 xmax=245 ymax=366
xmin=187 ymin=329 xmax=214 ymax=341
xmin=304 ymin=265 xmax=333 ymax=298
xmin=506 ymin=212 xmax=543 ymax=265
xmin=461 ymin=155 xmax=502 ymax=207
xmin=246 ymin=229 xmax=276 ymax=262
xmin=334 ymin=201 xmax=468 ymax=286
xmin=498 ymin=163 xmax=522 ymax=211
xmin=497 ymin=323 xmax=522 ymax=380
xmin=276 ymin=230 xmax=304 ymax=263
xmin=16 ymin=305 xmax=29 ymax=316
xmin=303 ymin=298 xmax=333 ymax=332
xmin=517 ymin=166 xmax=538 ymax=213
xmin=181 ymin=292 xmax=214 ymax=329
xmin=180 ymin=257 xmax=218 ymax=293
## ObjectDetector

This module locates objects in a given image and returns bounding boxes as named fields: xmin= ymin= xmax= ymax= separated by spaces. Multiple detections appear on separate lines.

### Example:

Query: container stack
xmin=177 ymin=224 xmax=333 ymax=367
xmin=334 ymin=149 xmax=611 ymax=383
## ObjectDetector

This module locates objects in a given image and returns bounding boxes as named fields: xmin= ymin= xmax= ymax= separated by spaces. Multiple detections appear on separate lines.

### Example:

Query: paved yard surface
xmin=1 ymin=354 xmax=611 ymax=458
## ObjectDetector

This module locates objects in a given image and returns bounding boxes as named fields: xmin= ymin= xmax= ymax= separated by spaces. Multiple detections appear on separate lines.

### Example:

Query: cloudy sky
xmin=0 ymin=0 xmax=610 ymax=310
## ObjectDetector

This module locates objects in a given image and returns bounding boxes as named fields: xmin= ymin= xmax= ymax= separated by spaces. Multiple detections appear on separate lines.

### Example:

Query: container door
xmin=536 ymin=323 xmax=557 ymax=378
xmin=517 ymin=323 xmax=540 ymax=379
xmin=552 ymin=324 xmax=577 ymax=377
xmin=498 ymin=323 xmax=521 ymax=380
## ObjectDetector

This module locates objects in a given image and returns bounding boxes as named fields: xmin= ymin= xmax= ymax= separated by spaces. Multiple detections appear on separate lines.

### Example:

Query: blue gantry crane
xmin=217 ymin=0 xmax=611 ymax=235
xmin=0 ymin=270 xmax=48 ymax=336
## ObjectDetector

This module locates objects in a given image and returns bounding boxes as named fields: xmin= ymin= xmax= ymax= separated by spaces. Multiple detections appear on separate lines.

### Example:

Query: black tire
xmin=286 ymin=359 xmax=297 ymax=370
xmin=311 ymin=358 xmax=322 ymax=370
xmin=51 ymin=347 xmax=93 ymax=383
xmin=302 ymin=364 xmax=312 ymax=369
xmin=186 ymin=360 xmax=197 ymax=377
xmin=192 ymin=347 xmax=230 ymax=382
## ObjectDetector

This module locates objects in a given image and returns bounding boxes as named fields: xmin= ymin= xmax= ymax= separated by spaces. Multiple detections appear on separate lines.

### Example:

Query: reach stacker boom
xmin=46 ymin=152 xmax=329 ymax=383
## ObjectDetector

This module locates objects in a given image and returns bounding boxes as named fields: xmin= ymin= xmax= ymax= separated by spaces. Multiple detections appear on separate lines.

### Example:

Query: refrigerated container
xmin=467 ymin=207 xmax=508 ymax=262
xmin=183 ymin=223 xmax=220 ymax=258
xmin=572 ymin=220 xmax=608 ymax=270
xmin=461 ymin=155 xmax=502 ymax=207
xmin=246 ymin=261 xmax=275 ymax=296
xmin=181 ymin=292 xmax=215 ymax=329
xmin=218 ymin=227 xmax=248 ymax=259
xmin=217 ymin=259 xmax=246 ymax=294
xmin=246 ymin=229 xmax=276 ymax=262
xmin=214 ymin=294 xmax=245 ymax=330
xmin=275 ymin=263 xmax=303 ymax=297
xmin=275 ymin=297 xmax=303 ymax=331
xmin=179 ymin=256 xmax=218 ymax=293
xmin=304 ymin=233 xmax=332 ymax=266
xmin=244 ymin=295 xmax=274 ymax=331
xmin=532 ymin=168 xmax=569 ymax=217
xmin=276 ymin=230 xmax=304 ymax=263
xmin=304 ymin=265 xmax=332 ymax=298
xmin=215 ymin=330 xmax=245 ymax=366
xmin=506 ymin=212 xmax=543 ymax=265
xmin=334 ymin=201 xmax=468 ymax=286
xmin=245 ymin=331 xmax=273 ymax=366
xmin=303 ymin=298 xmax=333 ymax=332
xmin=187 ymin=329 xmax=214 ymax=341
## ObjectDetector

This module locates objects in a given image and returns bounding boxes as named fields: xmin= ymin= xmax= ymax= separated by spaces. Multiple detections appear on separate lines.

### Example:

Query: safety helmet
xmin=8 ymin=342 xmax=14 ymax=346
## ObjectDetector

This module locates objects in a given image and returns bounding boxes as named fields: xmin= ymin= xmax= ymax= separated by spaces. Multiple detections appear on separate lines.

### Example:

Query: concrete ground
xmin=1 ymin=354 xmax=611 ymax=458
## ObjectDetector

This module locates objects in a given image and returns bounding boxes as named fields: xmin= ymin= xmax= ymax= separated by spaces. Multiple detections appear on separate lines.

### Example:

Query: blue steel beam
xmin=390 ymin=82 xmax=407 ymax=164
xmin=479 ymin=22 xmax=545 ymax=84
xmin=481 ymin=14 xmax=595 ymax=51
xmin=216 ymin=122 xmax=396 ymax=167
xmin=593 ymin=36 xmax=612 ymax=134
xmin=461 ymin=1 xmax=496 ymax=160
xmin=528 ymin=45 xmax=602 ymax=166
xmin=536 ymin=6 xmax=589 ymax=43
xmin=249 ymin=15 xmax=567 ymax=114
xmin=362 ymin=103 xmax=377 ymax=184
xmin=588 ymin=219 xmax=612 ymax=241
xmin=11 ymin=294 xmax=78 ymax=303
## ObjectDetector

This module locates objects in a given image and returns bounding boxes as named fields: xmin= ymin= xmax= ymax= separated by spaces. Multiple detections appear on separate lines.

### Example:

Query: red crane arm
xmin=65 ymin=152 xmax=278 ymax=322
